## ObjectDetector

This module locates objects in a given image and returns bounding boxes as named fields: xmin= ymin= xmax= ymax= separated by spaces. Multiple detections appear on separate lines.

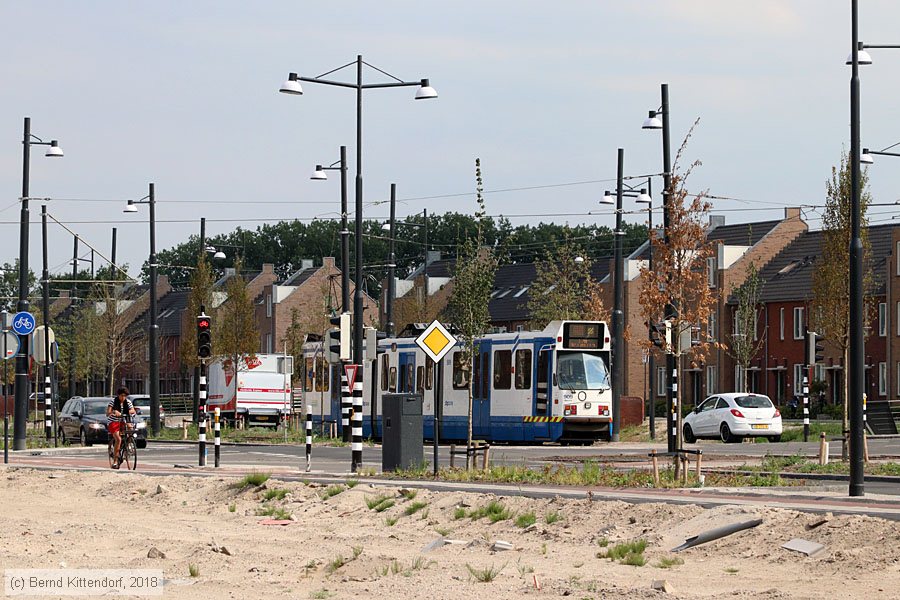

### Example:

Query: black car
xmin=57 ymin=396 xmax=148 ymax=448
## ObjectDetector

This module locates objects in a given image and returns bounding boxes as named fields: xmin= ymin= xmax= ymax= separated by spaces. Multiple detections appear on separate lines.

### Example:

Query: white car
xmin=129 ymin=395 xmax=166 ymax=428
xmin=683 ymin=393 xmax=782 ymax=444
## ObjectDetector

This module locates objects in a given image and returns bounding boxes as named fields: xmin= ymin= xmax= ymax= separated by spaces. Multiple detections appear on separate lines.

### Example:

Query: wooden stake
xmin=651 ymin=451 xmax=660 ymax=487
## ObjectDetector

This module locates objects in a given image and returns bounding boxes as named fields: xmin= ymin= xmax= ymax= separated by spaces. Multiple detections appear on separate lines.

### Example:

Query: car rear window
xmin=734 ymin=395 xmax=773 ymax=409
xmin=84 ymin=401 xmax=108 ymax=415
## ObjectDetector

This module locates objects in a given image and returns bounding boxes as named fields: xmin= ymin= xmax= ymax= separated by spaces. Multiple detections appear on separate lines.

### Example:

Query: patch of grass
xmin=384 ymin=516 xmax=399 ymax=526
xmin=544 ymin=510 xmax=561 ymax=524
xmin=263 ymin=488 xmax=288 ymax=501
xmin=322 ymin=485 xmax=345 ymax=499
xmin=228 ymin=503 xmax=236 ymax=513
xmin=516 ymin=561 xmax=534 ymax=576
xmin=345 ymin=479 xmax=359 ymax=488
xmin=435 ymin=526 xmax=451 ymax=536
xmin=188 ymin=563 xmax=199 ymax=577
xmin=453 ymin=506 xmax=467 ymax=520
xmin=399 ymin=488 xmax=418 ymax=500
xmin=469 ymin=500 xmax=511 ymax=523
xmin=597 ymin=539 xmax=647 ymax=566
xmin=779 ymin=422 xmax=842 ymax=443
xmin=655 ymin=556 xmax=684 ymax=569
xmin=466 ymin=563 xmax=505 ymax=583
xmin=541 ymin=543 xmax=547 ymax=555
xmin=256 ymin=506 xmax=291 ymax=520
xmin=325 ymin=556 xmax=347 ymax=574
xmin=724 ymin=567 xmax=739 ymax=574
xmin=515 ymin=512 xmax=536 ymax=528
xmin=231 ymin=472 xmax=271 ymax=490
xmin=137 ymin=488 xmax=147 ymax=495
xmin=311 ymin=589 xmax=331 ymax=599
xmin=404 ymin=501 xmax=428 ymax=516
xmin=366 ymin=494 xmax=391 ymax=509
xmin=352 ymin=546 xmax=363 ymax=560
xmin=597 ymin=538 xmax=609 ymax=548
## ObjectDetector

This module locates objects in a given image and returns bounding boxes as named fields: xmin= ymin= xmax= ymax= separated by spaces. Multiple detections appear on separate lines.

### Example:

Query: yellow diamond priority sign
xmin=415 ymin=320 xmax=457 ymax=363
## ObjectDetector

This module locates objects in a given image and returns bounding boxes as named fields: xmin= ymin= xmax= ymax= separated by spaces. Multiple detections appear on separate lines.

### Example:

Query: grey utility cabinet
xmin=382 ymin=393 xmax=423 ymax=472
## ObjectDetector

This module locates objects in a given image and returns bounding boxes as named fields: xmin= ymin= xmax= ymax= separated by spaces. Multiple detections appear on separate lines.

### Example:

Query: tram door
xmin=534 ymin=349 xmax=552 ymax=439
xmin=473 ymin=342 xmax=491 ymax=436
xmin=330 ymin=364 xmax=342 ymax=427
xmin=398 ymin=352 xmax=416 ymax=393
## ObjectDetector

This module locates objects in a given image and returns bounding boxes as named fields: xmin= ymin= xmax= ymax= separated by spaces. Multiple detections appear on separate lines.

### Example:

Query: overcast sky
xmin=1 ymin=1 xmax=899 ymax=281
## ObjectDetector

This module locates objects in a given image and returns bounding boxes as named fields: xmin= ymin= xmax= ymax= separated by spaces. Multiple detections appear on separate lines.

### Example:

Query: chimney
xmin=784 ymin=207 xmax=801 ymax=220
xmin=301 ymin=259 xmax=314 ymax=270
xmin=323 ymin=257 xmax=336 ymax=269
xmin=262 ymin=263 xmax=275 ymax=274
xmin=709 ymin=215 xmax=726 ymax=230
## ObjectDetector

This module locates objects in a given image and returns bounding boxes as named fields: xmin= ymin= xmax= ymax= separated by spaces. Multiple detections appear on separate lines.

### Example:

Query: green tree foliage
xmin=527 ymin=234 xmax=593 ymax=329
xmin=214 ymin=259 xmax=260 ymax=400
xmin=812 ymin=151 xmax=873 ymax=436
xmin=146 ymin=216 xmax=647 ymax=292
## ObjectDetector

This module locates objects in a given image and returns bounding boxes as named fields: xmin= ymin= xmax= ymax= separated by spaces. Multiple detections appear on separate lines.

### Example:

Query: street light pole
xmin=849 ymin=0 xmax=865 ymax=497
xmin=611 ymin=149 xmax=625 ymax=443
xmin=312 ymin=147 xmax=350 ymax=313
xmin=124 ymin=185 xmax=160 ymax=435
xmin=15 ymin=118 xmax=62 ymax=450
xmin=387 ymin=183 xmax=397 ymax=336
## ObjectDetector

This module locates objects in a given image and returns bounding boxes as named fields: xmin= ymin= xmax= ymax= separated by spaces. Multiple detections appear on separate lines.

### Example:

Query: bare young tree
xmin=214 ymin=259 xmax=260 ymax=404
xmin=447 ymin=158 xmax=497 ymax=467
xmin=728 ymin=262 xmax=765 ymax=392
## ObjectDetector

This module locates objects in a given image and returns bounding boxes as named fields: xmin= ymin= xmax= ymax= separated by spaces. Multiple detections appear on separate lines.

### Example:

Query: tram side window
xmin=305 ymin=358 xmax=315 ymax=392
xmin=515 ymin=349 xmax=532 ymax=390
xmin=416 ymin=366 xmax=424 ymax=394
xmin=452 ymin=352 xmax=469 ymax=390
xmin=315 ymin=358 xmax=329 ymax=392
xmin=493 ymin=350 xmax=512 ymax=390
xmin=473 ymin=352 xmax=481 ymax=397
xmin=380 ymin=355 xmax=389 ymax=391
xmin=481 ymin=352 xmax=490 ymax=396
xmin=425 ymin=360 xmax=434 ymax=390
xmin=389 ymin=367 xmax=397 ymax=392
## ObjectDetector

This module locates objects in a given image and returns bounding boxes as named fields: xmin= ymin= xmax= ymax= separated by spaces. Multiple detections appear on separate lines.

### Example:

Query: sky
xmin=1 ymin=1 xmax=899 ymax=281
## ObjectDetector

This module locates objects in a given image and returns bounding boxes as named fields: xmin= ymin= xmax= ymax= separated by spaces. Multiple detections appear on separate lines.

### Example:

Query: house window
xmin=793 ymin=307 xmax=805 ymax=340
xmin=706 ymin=366 xmax=717 ymax=395
xmin=452 ymin=352 xmax=469 ymax=390
xmin=779 ymin=308 xmax=784 ymax=341
xmin=656 ymin=366 xmax=666 ymax=397
xmin=266 ymin=294 xmax=272 ymax=318
xmin=707 ymin=257 xmax=717 ymax=288
xmin=879 ymin=362 xmax=887 ymax=396
xmin=814 ymin=364 xmax=825 ymax=384
xmin=879 ymin=302 xmax=887 ymax=337
xmin=493 ymin=350 xmax=512 ymax=390
xmin=793 ymin=364 xmax=805 ymax=391
xmin=515 ymin=349 xmax=532 ymax=390
xmin=707 ymin=312 xmax=717 ymax=342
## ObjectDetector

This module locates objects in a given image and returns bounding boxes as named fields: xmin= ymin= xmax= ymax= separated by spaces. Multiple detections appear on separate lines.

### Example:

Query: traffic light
xmin=649 ymin=322 xmax=665 ymax=349
xmin=328 ymin=313 xmax=351 ymax=363
xmin=814 ymin=332 xmax=825 ymax=364
xmin=364 ymin=327 xmax=387 ymax=362
xmin=804 ymin=328 xmax=825 ymax=366
xmin=197 ymin=314 xmax=212 ymax=359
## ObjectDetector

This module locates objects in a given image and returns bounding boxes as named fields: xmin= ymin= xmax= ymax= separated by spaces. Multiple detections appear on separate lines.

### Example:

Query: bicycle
xmin=108 ymin=415 xmax=138 ymax=470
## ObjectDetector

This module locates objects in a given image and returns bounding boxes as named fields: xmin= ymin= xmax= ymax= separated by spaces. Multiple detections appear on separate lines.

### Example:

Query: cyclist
xmin=107 ymin=387 xmax=136 ymax=469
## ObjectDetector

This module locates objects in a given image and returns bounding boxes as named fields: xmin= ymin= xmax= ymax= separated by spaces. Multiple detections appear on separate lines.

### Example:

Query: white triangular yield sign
xmin=344 ymin=364 xmax=360 ymax=386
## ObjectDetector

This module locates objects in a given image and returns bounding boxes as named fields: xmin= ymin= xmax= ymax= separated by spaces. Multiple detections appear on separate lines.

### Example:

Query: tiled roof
xmin=157 ymin=290 xmax=190 ymax=336
xmin=708 ymin=220 xmax=780 ymax=246
xmin=757 ymin=223 xmax=895 ymax=303
xmin=282 ymin=266 xmax=318 ymax=287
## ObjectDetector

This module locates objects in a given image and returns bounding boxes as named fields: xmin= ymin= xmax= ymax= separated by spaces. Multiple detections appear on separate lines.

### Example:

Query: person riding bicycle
xmin=107 ymin=387 xmax=136 ymax=469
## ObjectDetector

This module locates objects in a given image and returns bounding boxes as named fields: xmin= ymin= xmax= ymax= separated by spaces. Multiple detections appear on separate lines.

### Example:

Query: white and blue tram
xmin=300 ymin=320 xmax=613 ymax=443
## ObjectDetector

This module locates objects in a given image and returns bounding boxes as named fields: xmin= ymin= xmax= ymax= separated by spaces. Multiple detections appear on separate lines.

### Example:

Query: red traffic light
xmin=198 ymin=319 xmax=210 ymax=330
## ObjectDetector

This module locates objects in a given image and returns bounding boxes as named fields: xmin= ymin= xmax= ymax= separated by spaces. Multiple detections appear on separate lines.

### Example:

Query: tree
xmin=179 ymin=257 xmax=215 ymax=371
xmin=812 ymin=151 xmax=874 ymax=448
xmin=447 ymin=158 xmax=497 ymax=467
xmin=728 ymin=262 xmax=765 ymax=392
xmin=638 ymin=123 xmax=719 ymax=454
xmin=527 ymin=234 xmax=593 ymax=329
xmin=282 ymin=307 xmax=308 ymax=383
xmin=214 ymin=259 xmax=260 ymax=405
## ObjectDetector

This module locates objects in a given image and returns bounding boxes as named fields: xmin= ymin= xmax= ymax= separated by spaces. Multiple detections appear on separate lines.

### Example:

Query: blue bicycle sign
xmin=12 ymin=312 xmax=36 ymax=336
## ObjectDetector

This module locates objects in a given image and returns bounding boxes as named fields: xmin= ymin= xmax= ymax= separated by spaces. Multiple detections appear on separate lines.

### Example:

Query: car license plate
xmin=751 ymin=424 xmax=768 ymax=430
xmin=257 ymin=416 xmax=268 ymax=421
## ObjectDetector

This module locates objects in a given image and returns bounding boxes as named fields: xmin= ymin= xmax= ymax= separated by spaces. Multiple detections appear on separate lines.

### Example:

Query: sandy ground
xmin=2 ymin=468 xmax=900 ymax=599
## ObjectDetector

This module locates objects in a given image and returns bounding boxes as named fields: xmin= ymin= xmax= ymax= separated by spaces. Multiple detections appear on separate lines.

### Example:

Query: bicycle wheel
xmin=124 ymin=436 xmax=137 ymax=470
xmin=108 ymin=440 xmax=116 ymax=468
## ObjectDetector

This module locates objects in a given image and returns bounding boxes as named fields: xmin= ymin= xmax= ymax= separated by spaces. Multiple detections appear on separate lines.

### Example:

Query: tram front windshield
xmin=556 ymin=351 xmax=610 ymax=390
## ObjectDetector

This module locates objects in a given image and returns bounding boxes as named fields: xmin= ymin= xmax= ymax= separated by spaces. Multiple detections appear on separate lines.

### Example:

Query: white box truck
xmin=206 ymin=354 xmax=293 ymax=427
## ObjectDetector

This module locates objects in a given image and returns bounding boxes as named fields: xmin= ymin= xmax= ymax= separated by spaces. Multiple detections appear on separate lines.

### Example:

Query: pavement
xmin=6 ymin=438 xmax=900 ymax=520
